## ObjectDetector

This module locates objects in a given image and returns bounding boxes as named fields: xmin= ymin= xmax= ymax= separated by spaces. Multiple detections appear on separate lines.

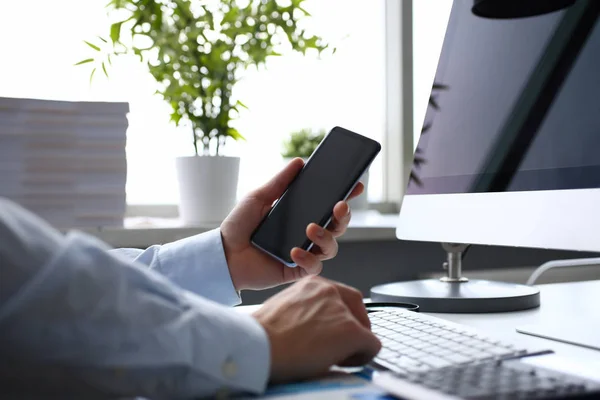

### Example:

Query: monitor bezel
xmin=397 ymin=189 xmax=600 ymax=252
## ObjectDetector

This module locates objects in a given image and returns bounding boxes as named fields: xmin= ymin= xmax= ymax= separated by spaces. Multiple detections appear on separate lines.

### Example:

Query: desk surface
xmin=239 ymin=280 xmax=600 ymax=363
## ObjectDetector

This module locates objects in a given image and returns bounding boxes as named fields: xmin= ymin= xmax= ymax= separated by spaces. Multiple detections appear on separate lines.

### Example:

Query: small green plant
xmin=281 ymin=128 xmax=326 ymax=158
xmin=78 ymin=0 xmax=329 ymax=156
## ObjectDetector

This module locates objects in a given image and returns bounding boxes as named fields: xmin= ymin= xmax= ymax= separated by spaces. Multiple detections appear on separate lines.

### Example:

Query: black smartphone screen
xmin=251 ymin=126 xmax=381 ymax=265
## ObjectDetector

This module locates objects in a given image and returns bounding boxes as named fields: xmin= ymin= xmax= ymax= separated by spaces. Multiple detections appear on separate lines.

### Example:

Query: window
xmin=413 ymin=0 xmax=453 ymax=145
xmin=0 ymin=0 xmax=386 ymax=206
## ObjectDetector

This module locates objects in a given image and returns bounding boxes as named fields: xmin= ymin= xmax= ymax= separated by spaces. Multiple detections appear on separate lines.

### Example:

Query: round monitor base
xmin=370 ymin=279 xmax=540 ymax=313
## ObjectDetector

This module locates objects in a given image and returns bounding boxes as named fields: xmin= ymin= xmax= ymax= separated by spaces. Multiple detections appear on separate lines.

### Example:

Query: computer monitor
xmin=371 ymin=0 xmax=600 ymax=312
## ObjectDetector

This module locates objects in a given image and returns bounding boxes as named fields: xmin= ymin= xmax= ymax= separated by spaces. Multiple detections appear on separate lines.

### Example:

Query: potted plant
xmin=80 ymin=0 xmax=329 ymax=224
xmin=281 ymin=128 xmax=370 ymax=210
xmin=281 ymin=128 xmax=326 ymax=162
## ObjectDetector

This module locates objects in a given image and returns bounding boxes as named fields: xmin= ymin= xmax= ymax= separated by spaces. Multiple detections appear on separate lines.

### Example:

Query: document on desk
xmin=235 ymin=369 xmax=395 ymax=399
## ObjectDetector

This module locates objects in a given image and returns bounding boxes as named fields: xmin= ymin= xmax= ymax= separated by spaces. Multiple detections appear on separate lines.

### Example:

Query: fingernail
xmin=316 ymin=226 xmax=325 ymax=237
xmin=346 ymin=205 xmax=351 ymax=215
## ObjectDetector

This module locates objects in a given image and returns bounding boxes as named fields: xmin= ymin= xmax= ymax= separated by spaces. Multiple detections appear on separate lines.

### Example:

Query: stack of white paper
xmin=0 ymin=97 xmax=129 ymax=229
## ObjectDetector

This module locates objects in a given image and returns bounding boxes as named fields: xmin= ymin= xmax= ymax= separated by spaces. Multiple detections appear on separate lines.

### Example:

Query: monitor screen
xmin=408 ymin=0 xmax=600 ymax=195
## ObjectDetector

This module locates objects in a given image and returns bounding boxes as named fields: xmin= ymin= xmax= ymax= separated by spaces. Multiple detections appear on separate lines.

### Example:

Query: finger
xmin=338 ymin=325 xmax=381 ymax=367
xmin=253 ymin=158 xmax=304 ymax=204
xmin=306 ymin=223 xmax=338 ymax=260
xmin=328 ymin=201 xmax=351 ymax=237
xmin=332 ymin=282 xmax=370 ymax=329
xmin=290 ymin=247 xmax=323 ymax=276
xmin=346 ymin=182 xmax=364 ymax=201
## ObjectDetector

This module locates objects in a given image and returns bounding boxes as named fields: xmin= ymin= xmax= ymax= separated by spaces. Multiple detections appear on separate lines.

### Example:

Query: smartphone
xmin=251 ymin=126 xmax=381 ymax=266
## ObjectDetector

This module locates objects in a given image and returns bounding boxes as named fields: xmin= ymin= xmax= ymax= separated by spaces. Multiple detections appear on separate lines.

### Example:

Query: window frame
xmin=382 ymin=0 xmax=414 ymax=211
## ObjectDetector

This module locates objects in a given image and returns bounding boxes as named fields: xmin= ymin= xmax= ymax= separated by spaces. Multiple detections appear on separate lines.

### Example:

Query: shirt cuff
xmin=157 ymin=228 xmax=240 ymax=306
xmin=182 ymin=290 xmax=271 ymax=395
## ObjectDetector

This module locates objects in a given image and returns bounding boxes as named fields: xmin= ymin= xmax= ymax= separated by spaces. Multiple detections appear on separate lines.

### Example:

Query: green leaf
xmin=222 ymin=6 xmax=239 ymax=24
xmin=227 ymin=128 xmax=246 ymax=141
xmin=98 ymin=36 xmax=108 ymax=43
xmin=132 ymin=47 xmax=146 ymax=61
xmin=110 ymin=21 xmax=124 ymax=44
xmin=102 ymin=61 xmax=109 ymax=78
xmin=90 ymin=67 xmax=97 ymax=84
xmin=84 ymin=41 xmax=101 ymax=51
xmin=107 ymin=54 xmax=112 ymax=66
xmin=298 ymin=6 xmax=311 ymax=16
xmin=205 ymin=9 xmax=215 ymax=30
xmin=235 ymin=100 xmax=249 ymax=110
xmin=170 ymin=111 xmax=183 ymax=125
xmin=74 ymin=58 xmax=94 ymax=66
xmin=268 ymin=51 xmax=282 ymax=57
xmin=303 ymin=36 xmax=319 ymax=48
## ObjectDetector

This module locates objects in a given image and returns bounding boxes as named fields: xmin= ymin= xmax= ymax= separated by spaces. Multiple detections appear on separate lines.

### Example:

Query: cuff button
xmin=222 ymin=358 xmax=238 ymax=379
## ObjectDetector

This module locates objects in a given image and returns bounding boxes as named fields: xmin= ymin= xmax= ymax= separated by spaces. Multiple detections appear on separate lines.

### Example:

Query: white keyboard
xmin=369 ymin=309 xmax=537 ymax=375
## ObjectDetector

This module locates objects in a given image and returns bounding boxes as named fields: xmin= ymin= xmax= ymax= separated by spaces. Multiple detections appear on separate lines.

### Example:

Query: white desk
xmin=424 ymin=280 xmax=600 ymax=365
xmin=237 ymin=280 xmax=600 ymax=397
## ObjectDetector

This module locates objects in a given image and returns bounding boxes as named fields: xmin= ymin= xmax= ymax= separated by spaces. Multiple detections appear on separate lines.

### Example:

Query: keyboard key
xmin=427 ymin=347 xmax=451 ymax=357
xmin=389 ymin=318 xmax=407 ymax=323
xmin=409 ymin=341 xmax=430 ymax=350
xmin=487 ymin=346 xmax=517 ymax=356
xmin=419 ymin=355 xmax=453 ymax=369
xmin=401 ymin=349 xmax=429 ymax=360
xmin=388 ymin=333 xmax=411 ymax=341
xmin=428 ymin=338 xmax=455 ymax=347
xmin=421 ymin=327 xmax=444 ymax=334
xmin=401 ymin=338 xmax=421 ymax=346
xmin=443 ymin=353 xmax=472 ymax=364
xmin=388 ymin=342 xmax=410 ymax=352
xmin=388 ymin=356 xmax=422 ymax=369
xmin=462 ymin=349 xmax=494 ymax=360
xmin=400 ymin=330 xmax=422 ymax=338
xmin=417 ymin=333 xmax=438 ymax=342
xmin=377 ymin=328 xmax=396 ymax=337
xmin=407 ymin=364 xmax=432 ymax=373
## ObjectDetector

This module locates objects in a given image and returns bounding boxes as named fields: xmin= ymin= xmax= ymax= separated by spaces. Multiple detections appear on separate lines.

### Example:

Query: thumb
xmin=254 ymin=158 xmax=304 ymax=203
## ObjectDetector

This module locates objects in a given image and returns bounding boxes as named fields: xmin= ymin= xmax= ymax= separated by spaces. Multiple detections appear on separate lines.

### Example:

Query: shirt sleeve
xmin=111 ymin=229 xmax=241 ymax=306
xmin=0 ymin=199 xmax=270 ymax=399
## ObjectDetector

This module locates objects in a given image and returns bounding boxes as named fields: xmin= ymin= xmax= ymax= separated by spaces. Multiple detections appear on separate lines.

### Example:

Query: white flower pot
xmin=175 ymin=156 xmax=240 ymax=225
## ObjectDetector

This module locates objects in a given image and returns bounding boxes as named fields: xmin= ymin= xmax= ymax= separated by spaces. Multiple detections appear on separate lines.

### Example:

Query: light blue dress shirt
xmin=0 ymin=198 xmax=270 ymax=399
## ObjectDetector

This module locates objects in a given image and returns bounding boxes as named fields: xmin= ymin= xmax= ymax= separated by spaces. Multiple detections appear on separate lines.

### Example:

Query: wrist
xmin=253 ymin=311 xmax=284 ymax=383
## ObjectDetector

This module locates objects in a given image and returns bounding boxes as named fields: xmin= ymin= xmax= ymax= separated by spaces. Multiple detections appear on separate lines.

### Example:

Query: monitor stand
xmin=370 ymin=243 xmax=540 ymax=313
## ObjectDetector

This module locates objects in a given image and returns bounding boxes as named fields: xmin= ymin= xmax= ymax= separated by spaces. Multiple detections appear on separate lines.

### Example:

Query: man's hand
xmin=253 ymin=276 xmax=381 ymax=383
xmin=221 ymin=158 xmax=364 ymax=291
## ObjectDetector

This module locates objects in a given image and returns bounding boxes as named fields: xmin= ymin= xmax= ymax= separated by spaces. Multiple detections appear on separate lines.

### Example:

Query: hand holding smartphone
xmin=251 ymin=126 xmax=381 ymax=266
